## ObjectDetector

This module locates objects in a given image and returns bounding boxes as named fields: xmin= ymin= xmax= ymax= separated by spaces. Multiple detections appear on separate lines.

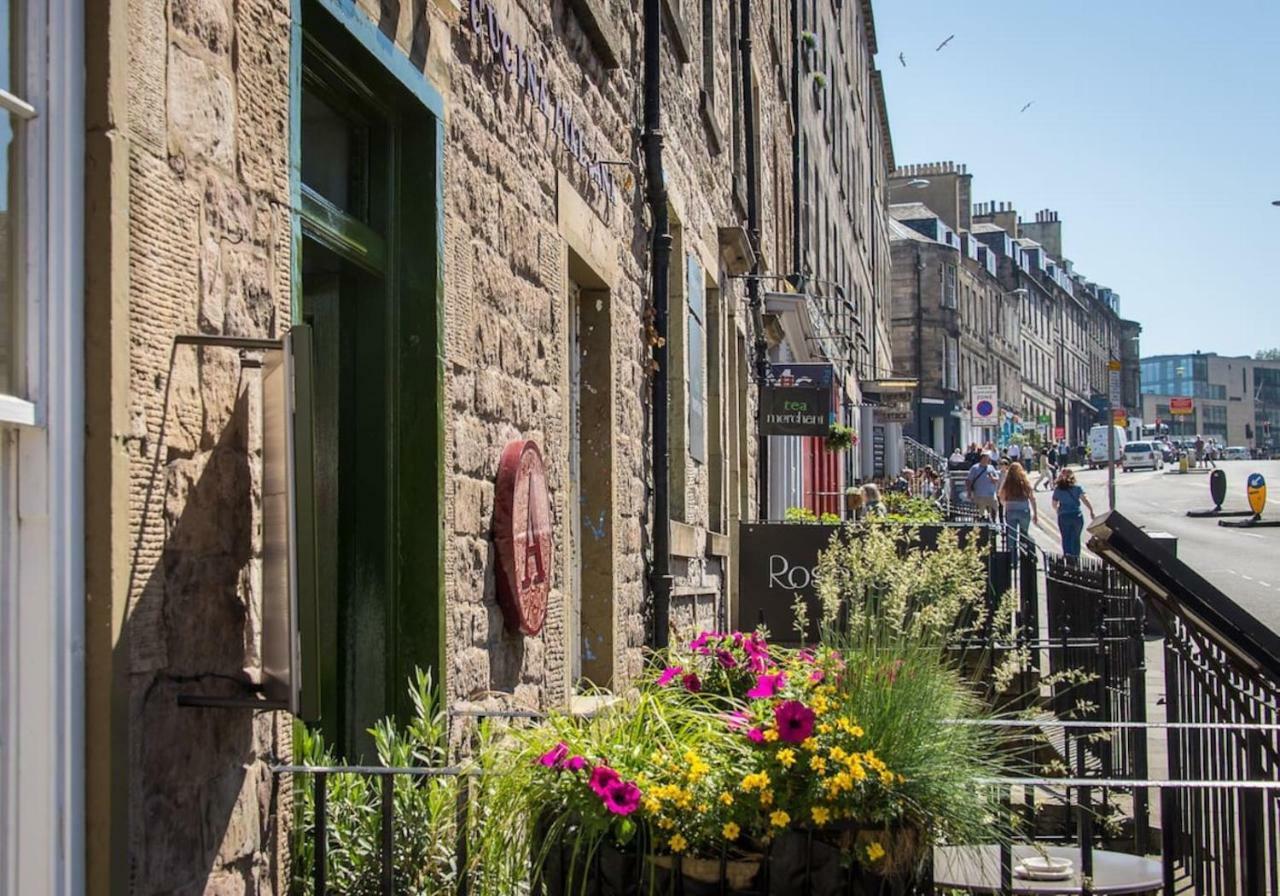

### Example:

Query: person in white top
xmin=1008 ymin=441 xmax=1021 ymax=462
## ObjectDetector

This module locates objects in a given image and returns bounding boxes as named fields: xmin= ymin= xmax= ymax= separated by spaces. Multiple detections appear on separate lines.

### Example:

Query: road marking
xmin=1241 ymin=574 xmax=1254 ymax=580
xmin=1260 ymin=582 xmax=1273 ymax=588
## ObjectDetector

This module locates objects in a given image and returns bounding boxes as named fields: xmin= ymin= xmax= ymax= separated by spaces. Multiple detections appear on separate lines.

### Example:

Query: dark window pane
xmin=301 ymin=86 xmax=365 ymax=218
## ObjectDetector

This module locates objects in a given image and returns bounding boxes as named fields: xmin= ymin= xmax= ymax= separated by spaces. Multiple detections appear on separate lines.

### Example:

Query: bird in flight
xmin=898 ymin=51 xmax=907 ymax=67
xmin=1019 ymin=100 xmax=1035 ymax=113
xmin=935 ymin=34 xmax=955 ymax=51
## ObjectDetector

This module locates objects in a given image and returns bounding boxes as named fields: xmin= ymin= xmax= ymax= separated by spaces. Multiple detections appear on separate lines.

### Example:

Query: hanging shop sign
xmin=874 ymin=400 xmax=912 ymax=424
xmin=760 ymin=363 xmax=834 ymax=436
xmin=1170 ymin=397 xmax=1194 ymax=416
xmin=466 ymin=1 xmax=618 ymax=205
xmin=494 ymin=439 xmax=554 ymax=636
xmin=971 ymin=385 xmax=999 ymax=425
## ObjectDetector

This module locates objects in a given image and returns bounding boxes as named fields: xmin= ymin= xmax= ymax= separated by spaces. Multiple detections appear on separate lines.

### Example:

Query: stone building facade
xmin=80 ymin=0 xmax=793 ymax=891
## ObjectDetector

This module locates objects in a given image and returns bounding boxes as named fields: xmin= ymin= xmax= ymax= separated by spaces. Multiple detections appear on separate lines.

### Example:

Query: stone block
xmin=453 ymin=476 xmax=493 ymax=536
xmin=168 ymin=43 xmax=236 ymax=170
xmin=171 ymin=0 xmax=232 ymax=56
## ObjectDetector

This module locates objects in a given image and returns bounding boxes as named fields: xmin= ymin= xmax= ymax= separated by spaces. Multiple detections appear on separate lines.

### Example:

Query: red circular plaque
xmin=493 ymin=439 xmax=554 ymax=636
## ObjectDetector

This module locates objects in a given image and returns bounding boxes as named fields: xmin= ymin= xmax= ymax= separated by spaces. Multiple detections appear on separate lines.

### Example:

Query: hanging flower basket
xmin=825 ymin=424 xmax=857 ymax=452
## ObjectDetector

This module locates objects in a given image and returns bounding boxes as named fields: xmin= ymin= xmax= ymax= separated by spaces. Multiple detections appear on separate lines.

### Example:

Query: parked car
xmin=1223 ymin=446 xmax=1250 ymax=461
xmin=1122 ymin=440 xmax=1163 ymax=472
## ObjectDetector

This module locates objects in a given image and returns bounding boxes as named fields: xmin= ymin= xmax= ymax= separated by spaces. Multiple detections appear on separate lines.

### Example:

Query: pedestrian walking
xmin=1007 ymin=440 xmax=1022 ymax=464
xmin=1052 ymin=468 xmax=1095 ymax=559
xmin=964 ymin=443 xmax=983 ymax=467
xmin=1194 ymin=436 xmax=1205 ymax=469
xmin=995 ymin=457 xmax=1011 ymax=523
xmin=862 ymin=483 xmax=887 ymax=517
xmin=999 ymin=461 xmax=1038 ymax=544
xmin=1035 ymin=449 xmax=1055 ymax=491
xmin=965 ymin=452 xmax=1000 ymax=520
xmin=1057 ymin=439 xmax=1069 ymax=471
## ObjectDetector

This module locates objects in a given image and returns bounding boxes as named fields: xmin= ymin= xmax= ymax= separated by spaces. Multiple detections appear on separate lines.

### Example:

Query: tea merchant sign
xmin=495 ymin=439 xmax=554 ymax=636
xmin=466 ymin=1 xmax=619 ymax=206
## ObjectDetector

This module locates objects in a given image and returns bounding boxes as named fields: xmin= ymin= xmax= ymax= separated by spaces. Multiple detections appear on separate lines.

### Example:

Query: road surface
xmin=1029 ymin=459 xmax=1280 ymax=633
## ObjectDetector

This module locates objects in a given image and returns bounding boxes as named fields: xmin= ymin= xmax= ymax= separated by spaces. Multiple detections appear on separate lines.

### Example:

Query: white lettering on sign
xmin=768 ymin=554 xmax=815 ymax=591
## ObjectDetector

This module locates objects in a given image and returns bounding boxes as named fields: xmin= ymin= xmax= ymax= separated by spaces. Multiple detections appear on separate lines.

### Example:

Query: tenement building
xmin=887 ymin=165 xmax=1022 ymax=453
xmin=73 ymin=0 xmax=797 ymax=892
xmin=765 ymin=0 xmax=895 ymax=514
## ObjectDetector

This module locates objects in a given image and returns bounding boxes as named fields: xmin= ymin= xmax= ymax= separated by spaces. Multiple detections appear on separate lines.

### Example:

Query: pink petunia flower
xmin=656 ymin=666 xmax=683 ymax=687
xmin=810 ymin=669 xmax=825 ymax=683
xmin=746 ymin=671 xmax=786 ymax=700
xmin=538 ymin=742 xmax=569 ymax=768
xmin=564 ymin=755 xmax=587 ymax=772
xmin=602 ymin=780 xmax=642 ymax=816
xmin=774 ymin=700 xmax=817 ymax=743
xmin=724 ymin=710 xmax=750 ymax=731
xmin=689 ymin=631 xmax=717 ymax=655
xmin=715 ymin=649 xmax=738 ymax=669
xmin=682 ymin=672 xmax=703 ymax=693
xmin=746 ymin=727 xmax=765 ymax=743
xmin=589 ymin=765 xmax=622 ymax=797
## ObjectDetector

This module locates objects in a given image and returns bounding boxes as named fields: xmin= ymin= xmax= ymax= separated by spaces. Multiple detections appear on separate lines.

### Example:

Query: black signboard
xmin=737 ymin=522 xmax=1002 ymax=645
xmin=760 ymin=363 xmax=835 ymax=437
xmin=872 ymin=425 xmax=886 ymax=478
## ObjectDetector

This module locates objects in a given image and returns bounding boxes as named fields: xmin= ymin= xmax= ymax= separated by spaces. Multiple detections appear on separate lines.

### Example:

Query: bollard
xmin=1178 ymin=455 xmax=1189 ymax=474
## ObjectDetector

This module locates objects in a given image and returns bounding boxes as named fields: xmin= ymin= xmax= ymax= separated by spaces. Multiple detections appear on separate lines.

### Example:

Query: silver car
xmin=1122 ymin=441 xmax=1163 ymax=472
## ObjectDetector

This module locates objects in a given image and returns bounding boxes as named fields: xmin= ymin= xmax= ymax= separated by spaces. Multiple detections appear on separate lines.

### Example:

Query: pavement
xmin=1030 ymin=459 xmax=1280 ymax=633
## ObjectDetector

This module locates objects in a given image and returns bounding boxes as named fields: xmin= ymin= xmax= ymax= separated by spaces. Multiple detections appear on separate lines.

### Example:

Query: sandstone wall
xmin=119 ymin=0 xmax=294 ymax=888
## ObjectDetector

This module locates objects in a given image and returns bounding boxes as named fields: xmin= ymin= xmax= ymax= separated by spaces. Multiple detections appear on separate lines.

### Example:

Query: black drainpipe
xmin=642 ymin=0 xmax=672 ymax=648
xmin=741 ymin=0 xmax=770 ymax=520
xmin=790 ymin=0 xmax=801 ymax=278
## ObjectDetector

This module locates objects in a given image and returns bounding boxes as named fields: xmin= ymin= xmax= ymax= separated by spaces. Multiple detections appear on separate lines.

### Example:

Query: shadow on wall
xmin=377 ymin=0 xmax=431 ymax=70
xmin=124 ymin=345 xmax=286 ymax=895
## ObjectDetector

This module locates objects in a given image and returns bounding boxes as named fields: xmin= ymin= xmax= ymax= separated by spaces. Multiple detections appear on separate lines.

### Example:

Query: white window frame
xmin=0 ymin=0 xmax=85 ymax=890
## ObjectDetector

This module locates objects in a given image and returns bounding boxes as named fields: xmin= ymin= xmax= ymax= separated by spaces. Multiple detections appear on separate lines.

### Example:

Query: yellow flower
xmin=763 ymin=729 xmax=779 ymax=743
xmin=801 ymin=737 xmax=819 ymax=753
xmin=719 ymin=792 xmax=734 ymax=806
xmin=817 ymin=723 xmax=833 ymax=735
xmin=810 ymin=755 xmax=827 ymax=774
xmin=740 ymin=771 xmax=771 ymax=792
xmin=643 ymin=796 xmax=662 ymax=813
xmin=670 ymin=833 xmax=688 ymax=854
xmin=777 ymin=748 xmax=796 ymax=768
xmin=811 ymin=805 xmax=831 ymax=825
xmin=760 ymin=789 xmax=774 ymax=807
xmin=697 ymin=802 xmax=710 ymax=813
xmin=865 ymin=841 xmax=886 ymax=862
xmin=879 ymin=770 xmax=895 ymax=786
xmin=722 ymin=822 xmax=740 ymax=840
xmin=770 ymin=809 xmax=791 ymax=828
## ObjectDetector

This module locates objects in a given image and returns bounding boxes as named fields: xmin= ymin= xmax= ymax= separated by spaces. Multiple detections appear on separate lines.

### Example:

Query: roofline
xmin=861 ymin=0 xmax=878 ymax=54
xmin=871 ymin=69 xmax=894 ymax=171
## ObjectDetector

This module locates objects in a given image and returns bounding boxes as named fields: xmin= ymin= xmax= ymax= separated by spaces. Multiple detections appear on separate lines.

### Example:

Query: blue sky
xmin=873 ymin=1 xmax=1280 ymax=358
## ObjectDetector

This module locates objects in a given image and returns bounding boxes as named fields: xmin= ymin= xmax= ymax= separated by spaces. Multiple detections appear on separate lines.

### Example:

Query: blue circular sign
xmin=1247 ymin=473 xmax=1267 ymax=517
xmin=976 ymin=400 xmax=995 ymax=417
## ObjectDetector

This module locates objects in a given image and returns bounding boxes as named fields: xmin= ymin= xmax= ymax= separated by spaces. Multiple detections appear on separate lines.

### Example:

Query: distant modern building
xmin=1140 ymin=353 xmax=1280 ymax=450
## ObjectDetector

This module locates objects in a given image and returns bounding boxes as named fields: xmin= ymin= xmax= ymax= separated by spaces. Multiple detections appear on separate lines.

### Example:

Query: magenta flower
xmin=538 ymin=742 xmax=569 ymax=768
xmin=746 ymin=671 xmax=785 ymax=700
xmin=810 ymin=669 xmax=825 ymax=683
xmin=724 ymin=710 xmax=750 ymax=731
xmin=746 ymin=727 xmax=765 ymax=743
xmin=589 ymin=765 xmax=621 ymax=797
xmin=602 ymin=780 xmax=642 ymax=816
xmin=690 ymin=631 xmax=717 ymax=655
xmin=797 ymin=649 xmax=815 ymax=664
xmin=774 ymin=701 xmax=817 ymax=744
xmin=564 ymin=755 xmax=587 ymax=772
xmin=732 ymin=632 xmax=744 ymax=647
xmin=715 ymin=649 xmax=738 ymax=669
xmin=682 ymin=672 xmax=703 ymax=693
xmin=656 ymin=665 xmax=683 ymax=687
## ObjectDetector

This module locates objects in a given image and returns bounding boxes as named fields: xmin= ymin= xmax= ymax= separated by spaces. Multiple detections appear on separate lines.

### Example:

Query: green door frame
xmin=290 ymin=0 xmax=447 ymax=733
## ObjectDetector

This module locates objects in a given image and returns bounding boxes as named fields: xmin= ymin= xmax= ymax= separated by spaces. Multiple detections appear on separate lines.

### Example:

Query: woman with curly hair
xmin=999 ymin=461 xmax=1038 ymax=542
xmin=1051 ymin=468 xmax=1095 ymax=559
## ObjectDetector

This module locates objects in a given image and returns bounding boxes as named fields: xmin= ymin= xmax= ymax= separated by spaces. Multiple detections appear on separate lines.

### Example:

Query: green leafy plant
xmin=801 ymin=30 xmax=817 ymax=49
xmin=813 ymin=72 xmax=828 ymax=90
xmin=291 ymin=669 xmax=461 ymax=896
xmin=824 ymin=423 xmax=857 ymax=452
xmin=880 ymin=492 xmax=944 ymax=523
xmin=784 ymin=506 xmax=841 ymax=525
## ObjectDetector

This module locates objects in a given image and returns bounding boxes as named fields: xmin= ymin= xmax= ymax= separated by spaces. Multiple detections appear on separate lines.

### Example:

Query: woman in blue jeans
xmin=999 ymin=462 xmax=1038 ymax=544
xmin=1052 ymin=468 xmax=1095 ymax=558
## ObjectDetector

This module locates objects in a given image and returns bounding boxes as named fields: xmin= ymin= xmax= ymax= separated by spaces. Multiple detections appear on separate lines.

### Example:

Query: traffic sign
xmin=1248 ymin=473 xmax=1267 ymax=518
xmin=972 ymin=385 xmax=998 ymax=425
xmin=1170 ymin=397 xmax=1194 ymax=416
xmin=1108 ymin=360 xmax=1122 ymax=408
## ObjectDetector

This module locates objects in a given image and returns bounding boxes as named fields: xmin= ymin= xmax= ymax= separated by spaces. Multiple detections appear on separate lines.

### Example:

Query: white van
xmin=1088 ymin=425 xmax=1127 ymax=468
